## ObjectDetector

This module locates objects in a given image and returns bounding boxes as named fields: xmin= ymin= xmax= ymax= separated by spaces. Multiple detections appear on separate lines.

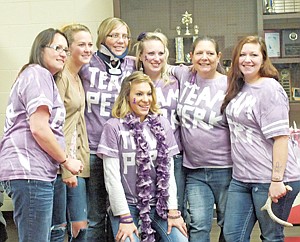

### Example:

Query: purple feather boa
xmin=125 ymin=112 xmax=170 ymax=242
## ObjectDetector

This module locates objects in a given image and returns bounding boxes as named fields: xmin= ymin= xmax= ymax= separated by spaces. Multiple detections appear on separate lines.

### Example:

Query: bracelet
xmin=61 ymin=155 xmax=68 ymax=164
xmin=167 ymin=210 xmax=181 ymax=219
xmin=271 ymin=179 xmax=283 ymax=182
xmin=119 ymin=215 xmax=133 ymax=224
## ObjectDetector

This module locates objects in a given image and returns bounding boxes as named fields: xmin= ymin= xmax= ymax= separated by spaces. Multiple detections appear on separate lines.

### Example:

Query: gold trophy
xmin=181 ymin=11 xmax=193 ymax=36
xmin=175 ymin=11 xmax=198 ymax=63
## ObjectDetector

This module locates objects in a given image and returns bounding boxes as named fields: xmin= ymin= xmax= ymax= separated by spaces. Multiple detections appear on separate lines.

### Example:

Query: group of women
xmin=0 ymin=15 xmax=299 ymax=242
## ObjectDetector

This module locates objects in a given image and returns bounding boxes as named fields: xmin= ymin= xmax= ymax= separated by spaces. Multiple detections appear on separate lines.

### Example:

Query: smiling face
xmin=42 ymin=33 xmax=68 ymax=75
xmin=191 ymin=40 xmax=221 ymax=79
xmin=69 ymin=31 xmax=93 ymax=67
xmin=129 ymin=81 xmax=153 ymax=122
xmin=105 ymin=24 xmax=129 ymax=56
xmin=239 ymin=42 xmax=263 ymax=83
xmin=139 ymin=39 xmax=166 ymax=80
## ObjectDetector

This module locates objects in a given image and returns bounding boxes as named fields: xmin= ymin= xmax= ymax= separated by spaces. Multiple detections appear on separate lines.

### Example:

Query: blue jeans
xmin=224 ymin=179 xmax=300 ymax=242
xmin=50 ymin=175 xmax=88 ymax=242
xmin=86 ymin=154 xmax=113 ymax=242
xmin=173 ymin=153 xmax=187 ymax=217
xmin=109 ymin=206 xmax=189 ymax=242
xmin=1 ymin=179 xmax=54 ymax=242
xmin=186 ymin=168 xmax=232 ymax=242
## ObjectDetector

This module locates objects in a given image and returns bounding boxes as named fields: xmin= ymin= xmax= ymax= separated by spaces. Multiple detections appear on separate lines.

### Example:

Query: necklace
xmin=125 ymin=112 xmax=169 ymax=242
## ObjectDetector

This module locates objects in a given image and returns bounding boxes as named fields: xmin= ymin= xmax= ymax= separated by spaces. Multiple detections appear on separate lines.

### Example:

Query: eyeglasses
xmin=44 ymin=45 xmax=70 ymax=56
xmin=107 ymin=33 xmax=131 ymax=40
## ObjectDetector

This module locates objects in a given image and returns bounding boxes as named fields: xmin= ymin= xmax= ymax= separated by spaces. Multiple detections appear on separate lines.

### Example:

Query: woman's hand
xmin=115 ymin=222 xmax=139 ymax=242
xmin=63 ymin=176 xmax=78 ymax=188
xmin=167 ymin=210 xmax=188 ymax=237
xmin=63 ymin=157 xmax=83 ymax=176
xmin=269 ymin=181 xmax=287 ymax=203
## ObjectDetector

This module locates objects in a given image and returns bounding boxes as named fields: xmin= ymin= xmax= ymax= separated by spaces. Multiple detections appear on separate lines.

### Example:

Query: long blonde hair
xmin=112 ymin=71 xmax=160 ymax=118
xmin=134 ymin=31 xmax=170 ymax=84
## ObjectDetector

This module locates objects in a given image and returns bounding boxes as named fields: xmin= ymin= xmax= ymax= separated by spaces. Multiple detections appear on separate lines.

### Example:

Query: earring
xmin=139 ymin=62 xmax=144 ymax=72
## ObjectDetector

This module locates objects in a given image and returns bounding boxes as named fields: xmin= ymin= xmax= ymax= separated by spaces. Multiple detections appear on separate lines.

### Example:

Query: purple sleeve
xmin=97 ymin=119 xmax=120 ymax=158
xmin=20 ymin=66 xmax=56 ymax=116
xmin=160 ymin=116 xmax=180 ymax=157
xmin=259 ymin=79 xmax=290 ymax=139
xmin=172 ymin=65 xmax=190 ymax=81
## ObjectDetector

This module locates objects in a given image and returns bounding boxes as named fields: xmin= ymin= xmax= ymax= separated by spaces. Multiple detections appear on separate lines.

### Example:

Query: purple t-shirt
xmin=97 ymin=115 xmax=179 ymax=205
xmin=226 ymin=78 xmax=300 ymax=182
xmin=79 ymin=53 xmax=136 ymax=153
xmin=173 ymin=66 xmax=232 ymax=168
xmin=155 ymin=76 xmax=181 ymax=151
xmin=0 ymin=64 xmax=65 ymax=182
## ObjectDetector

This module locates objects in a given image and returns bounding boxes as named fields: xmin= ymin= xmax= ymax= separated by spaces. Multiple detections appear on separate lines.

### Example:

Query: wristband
xmin=167 ymin=210 xmax=181 ymax=219
xmin=119 ymin=215 xmax=133 ymax=224
xmin=271 ymin=179 xmax=283 ymax=182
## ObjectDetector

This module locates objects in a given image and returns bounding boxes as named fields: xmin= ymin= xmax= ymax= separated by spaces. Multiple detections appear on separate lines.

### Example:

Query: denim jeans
xmin=186 ymin=168 xmax=232 ymax=242
xmin=86 ymin=154 xmax=113 ymax=242
xmin=223 ymin=178 xmax=300 ymax=242
xmin=109 ymin=205 xmax=189 ymax=242
xmin=50 ymin=175 xmax=88 ymax=242
xmin=173 ymin=153 xmax=187 ymax=217
xmin=1 ymin=179 xmax=54 ymax=242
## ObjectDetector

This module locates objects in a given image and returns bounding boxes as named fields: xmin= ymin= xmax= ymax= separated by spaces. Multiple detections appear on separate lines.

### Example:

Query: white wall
xmin=0 ymin=0 xmax=114 ymax=211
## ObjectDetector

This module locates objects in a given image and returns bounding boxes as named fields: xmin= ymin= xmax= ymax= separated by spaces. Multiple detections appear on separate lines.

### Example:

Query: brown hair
xmin=191 ymin=36 xmax=225 ymax=74
xmin=17 ymin=28 xmax=68 ymax=78
xmin=221 ymin=35 xmax=279 ymax=113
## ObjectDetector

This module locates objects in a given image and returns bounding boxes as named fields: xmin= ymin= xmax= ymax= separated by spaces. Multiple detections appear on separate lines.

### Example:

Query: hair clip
xmin=137 ymin=32 xmax=147 ymax=41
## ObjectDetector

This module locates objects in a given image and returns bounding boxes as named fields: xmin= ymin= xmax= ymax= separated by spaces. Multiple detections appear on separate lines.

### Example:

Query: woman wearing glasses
xmin=0 ymin=28 xmax=83 ymax=242
xmin=79 ymin=17 xmax=135 ymax=242
xmin=50 ymin=23 xmax=93 ymax=242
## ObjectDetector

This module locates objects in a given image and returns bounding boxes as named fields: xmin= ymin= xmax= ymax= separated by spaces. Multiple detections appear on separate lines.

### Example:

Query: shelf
xmin=270 ymin=57 xmax=300 ymax=64
xmin=263 ymin=12 xmax=300 ymax=20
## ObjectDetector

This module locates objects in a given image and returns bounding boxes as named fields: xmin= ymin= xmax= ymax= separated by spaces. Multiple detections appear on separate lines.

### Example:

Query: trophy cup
xmin=176 ymin=26 xmax=181 ymax=36
xmin=175 ymin=11 xmax=199 ymax=64
xmin=264 ymin=0 xmax=275 ymax=14
xmin=194 ymin=25 xmax=199 ymax=35
xmin=181 ymin=11 xmax=193 ymax=36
